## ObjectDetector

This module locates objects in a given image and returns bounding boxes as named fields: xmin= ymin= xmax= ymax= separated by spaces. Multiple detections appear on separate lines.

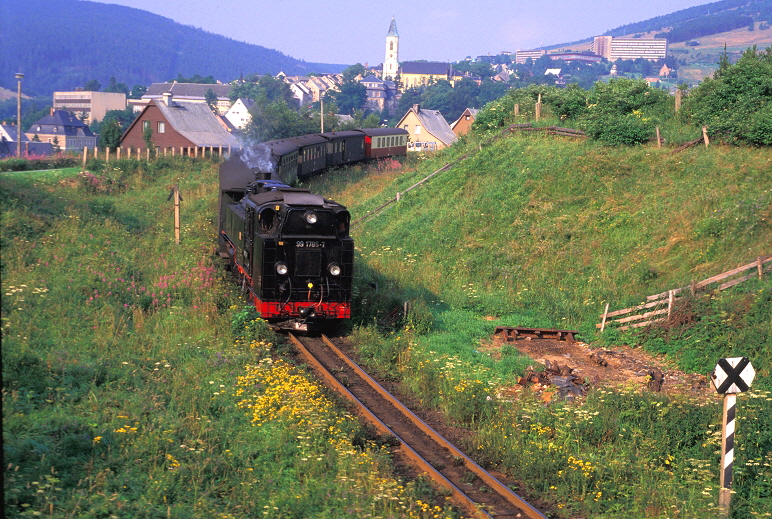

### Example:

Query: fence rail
xmin=598 ymin=255 xmax=771 ymax=332
xmin=79 ymin=145 xmax=231 ymax=166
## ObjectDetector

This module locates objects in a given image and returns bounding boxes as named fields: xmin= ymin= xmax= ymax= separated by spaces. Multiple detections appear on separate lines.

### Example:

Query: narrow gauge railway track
xmin=289 ymin=334 xmax=547 ymax=519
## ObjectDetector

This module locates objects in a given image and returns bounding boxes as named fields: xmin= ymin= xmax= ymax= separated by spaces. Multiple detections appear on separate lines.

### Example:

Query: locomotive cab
xmin=221 ymin=180 xmax=353 ymax=331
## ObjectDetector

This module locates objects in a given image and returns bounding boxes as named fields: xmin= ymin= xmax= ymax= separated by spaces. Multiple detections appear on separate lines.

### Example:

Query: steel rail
xmin=288 ymin=334 xmax=492 ymax=519
xmin=319 ymin=335 xmax=546 ymax=519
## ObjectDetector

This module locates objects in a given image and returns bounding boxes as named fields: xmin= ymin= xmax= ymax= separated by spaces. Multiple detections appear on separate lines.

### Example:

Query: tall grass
xmin=306 ymin=135 xmax=772 ymax=518
xmin=1 ymin=160 xmax=454 ymax=519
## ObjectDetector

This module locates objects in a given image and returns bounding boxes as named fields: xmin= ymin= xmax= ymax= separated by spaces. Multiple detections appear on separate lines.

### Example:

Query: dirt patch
xmin=481 ymin=335 xmax=715 ymax=399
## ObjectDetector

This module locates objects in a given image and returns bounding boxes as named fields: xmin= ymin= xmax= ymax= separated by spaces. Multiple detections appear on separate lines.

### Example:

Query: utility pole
xmin=15 ymin=72 xmax=24 ymax=158
xmin=320 ymin=98 xmax=324 ymax=133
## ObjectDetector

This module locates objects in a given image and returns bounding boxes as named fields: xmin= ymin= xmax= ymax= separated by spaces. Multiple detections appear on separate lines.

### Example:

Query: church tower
xmin=384 ymin=16 xmax=399 ymax=81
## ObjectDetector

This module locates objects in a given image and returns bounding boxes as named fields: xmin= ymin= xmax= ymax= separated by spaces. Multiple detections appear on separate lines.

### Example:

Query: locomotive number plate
xmin=296 ymin=240 xmax=325 ymax=248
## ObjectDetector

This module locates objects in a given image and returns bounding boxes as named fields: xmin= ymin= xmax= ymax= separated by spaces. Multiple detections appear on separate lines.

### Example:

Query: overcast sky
xmin=95 ymin=0 xmax=710 ymax=65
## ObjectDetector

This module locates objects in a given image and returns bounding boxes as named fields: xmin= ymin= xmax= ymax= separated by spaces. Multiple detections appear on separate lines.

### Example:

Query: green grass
xmin=1 ymin=160 xmax=453 ymax=519
xmin=3 ymin=135 xmax=771 ymax=518
xmin=306 ymin=134 xmax=772 ymax=518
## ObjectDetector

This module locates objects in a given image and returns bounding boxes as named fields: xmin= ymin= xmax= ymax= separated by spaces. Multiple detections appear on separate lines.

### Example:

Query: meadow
xmin=2 ymin=129 xmax=771 ymax=518
xmin=306 ymin=129 xmax=772 ymax=518
xmin=1 ymin=159 xmax=456 ymax=519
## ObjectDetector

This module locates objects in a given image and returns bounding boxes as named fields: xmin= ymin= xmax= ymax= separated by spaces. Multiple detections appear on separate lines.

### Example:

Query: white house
xmin=224 ymin=98 xmax=255 ymax=130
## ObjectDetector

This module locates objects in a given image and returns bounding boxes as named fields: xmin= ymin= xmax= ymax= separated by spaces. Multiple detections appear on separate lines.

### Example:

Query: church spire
xmin=384 ymin=16 xmax=399 ymax=81
xmin=387 ymin=15 xmax=398 ymax=37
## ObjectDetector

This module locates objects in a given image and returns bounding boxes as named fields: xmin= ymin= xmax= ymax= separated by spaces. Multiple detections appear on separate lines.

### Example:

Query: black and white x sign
xmin=712 ymin=357 xmax=755 ymax=394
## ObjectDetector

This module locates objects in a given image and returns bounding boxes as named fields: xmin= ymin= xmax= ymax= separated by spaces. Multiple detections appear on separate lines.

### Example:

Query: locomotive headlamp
xmin=276 ymin=262 xmax=289 ymax=275
xmin=304 ymin=211 xmax=318 ymax=224
xmin=328 ymin=263 xmax=341 ymax=276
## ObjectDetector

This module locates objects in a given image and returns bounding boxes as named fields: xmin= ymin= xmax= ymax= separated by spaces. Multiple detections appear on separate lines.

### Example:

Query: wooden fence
xmin=79 ymin=145 xmax=232 ymax=168
xmin=598 ymin=255 xmax=772 ymax=332
xmin=507 ymin=123 xmax=588 ymax=138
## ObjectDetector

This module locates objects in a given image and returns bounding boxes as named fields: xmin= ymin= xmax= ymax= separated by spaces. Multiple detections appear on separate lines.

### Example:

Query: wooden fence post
xmin=702 ymin=127 xmax=710 ymax=147
xmin=168 ymin=185 xmax=181 ymax=245
xmin=758 ymin=257 xmax=764 ymax=279
xmin=600 ymin=302 xmax=610 ymax=332
xmin=675 ymin=89 xmax=682 ymax=113
xmin=514 ymin=103 xmax=519 ymax=116
xmin=146 ymin=148 xmax=150 ymax=161
xmin=82 ymin=146 xmax=88 ymax=171
xmin=656 ymin=127 xmax=662 ymax=148
xmin=668 ymin=290 xmax=674 ymax=317
xmin=105 ymin=147 xmax=110 ymax=164
xmin=535 ymin=94 xmax=542 ymax=121
xmin=117 ymin=147 xmax=122 ymax=160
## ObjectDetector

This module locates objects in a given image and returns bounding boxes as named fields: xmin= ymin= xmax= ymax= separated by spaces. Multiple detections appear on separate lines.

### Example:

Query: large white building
xmin=592 ymin=36 xmax=668 ymax=61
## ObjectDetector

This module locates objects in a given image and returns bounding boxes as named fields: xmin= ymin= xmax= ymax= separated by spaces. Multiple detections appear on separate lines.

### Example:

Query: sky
xmin=95 ymin=0 xmax=711 ymax=65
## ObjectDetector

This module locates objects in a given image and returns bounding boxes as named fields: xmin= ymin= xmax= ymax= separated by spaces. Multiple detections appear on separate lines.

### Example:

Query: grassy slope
xmin=306 ymin=134 xmax=772 ymax=517
xmin=312 ymin=133 xmax=772 ymax=381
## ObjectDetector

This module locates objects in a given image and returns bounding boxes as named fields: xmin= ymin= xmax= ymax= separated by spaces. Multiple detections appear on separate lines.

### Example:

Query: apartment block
xmin=53 ymin=90 xmax=127 ymax=124
xmin=592 ymin=36 xmax=668 ymax=61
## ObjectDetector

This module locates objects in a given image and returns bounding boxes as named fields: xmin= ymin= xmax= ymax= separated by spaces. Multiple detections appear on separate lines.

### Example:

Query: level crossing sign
xmin=711 ymin=356 xmax=755 ymax=517
xmin=711 ymin=357 xmax=755 ymax=394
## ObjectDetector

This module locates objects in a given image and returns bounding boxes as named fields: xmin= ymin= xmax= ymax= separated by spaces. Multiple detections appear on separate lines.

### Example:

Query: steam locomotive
xmin=218 ymin=127 xmax=407 ymax=331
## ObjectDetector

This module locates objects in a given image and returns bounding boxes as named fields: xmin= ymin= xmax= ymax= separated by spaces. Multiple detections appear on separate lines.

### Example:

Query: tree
xmin=98 ymin=120 xmax=123 ymax=149
xmin=421 ymin=80 xmax=454 ymax=117
xmin=342 ymin=64 xmax=366 ymax=82
xmin=143 ymin=123 xmax=153 ymax=150
xmin=324 ymin=81 xmax=366 ymax=114
xmin=230 ymin=75 xmax=295 ymax=106
xmin=245 ymin=99 xmax=314 ymax=142
xmin=83 ymin=79 xmax=101 ymax=91
xmin=104 ymin=76 xmax=129 ymax=95
xmin=205 ymin=88 xmax=218 ymax=112
xmin=130 ymin=85 xmax=147 ymax=99
xmin=90 ymin=108 xmax=137 ymax=135
xmin=173 ymin=73 xmax=216 ymax=84
xmin=682 ymin=45 xmax=772 ymax=145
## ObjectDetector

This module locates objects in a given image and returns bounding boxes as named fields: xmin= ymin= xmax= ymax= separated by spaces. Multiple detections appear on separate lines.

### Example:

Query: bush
xmin=580 ymin=112 xmax=654 ymax=145
xmin=682 ymin=46 xmax=772 ymax=145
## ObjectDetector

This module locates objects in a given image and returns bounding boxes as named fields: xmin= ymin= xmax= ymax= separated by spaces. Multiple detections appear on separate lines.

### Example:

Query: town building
xmin=396 ymin=104 xmax=457 ymax=152
xmin=120 ymin=94 xmax=240 ymax=154
xmin=361 ymin=75 xmax=399 ymax=112
xmin=224 ymin=98 xmax=254 ymax=130
xmin=384 ymin=16 xmax=399 ymax=81
xmin=136 ymin=82 xmax=233 ymax=114
xmin=26 ymin=110 xmax=97 ymax=151
xmin=0 ymin=123 xmax=54 ymax=156
xmin=399 ymin=61 xmax=466 ymax=89
xmin=592 ymin=36 xmax=668 ymax=61
xmin=52 ymin=90 xmax=127 ymax=124
xmin=450 ymin=108 xmax=478 ymax=137
xmin=515 ymin=49 xmax=546 ymax=64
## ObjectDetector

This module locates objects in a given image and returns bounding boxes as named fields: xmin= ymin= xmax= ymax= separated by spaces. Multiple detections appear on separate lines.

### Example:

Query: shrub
xmin=682 ymin=46 xmax=772 ymax=145
xmin=580 ymin=112 xmax=654 ymax=145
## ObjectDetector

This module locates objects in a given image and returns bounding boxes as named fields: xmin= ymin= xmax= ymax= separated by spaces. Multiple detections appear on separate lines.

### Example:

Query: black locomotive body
xmin=219 ymin=178 xmax=353 ymax=331
xmin=217 ymin=127 xmax=407 ymax=330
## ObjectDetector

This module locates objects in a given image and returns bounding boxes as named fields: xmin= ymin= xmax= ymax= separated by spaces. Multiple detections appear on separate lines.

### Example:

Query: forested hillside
xmin=0 ymin=0 xmax=344 ymax=97
xmin=549 ymin=0 xmax=771 ymax=48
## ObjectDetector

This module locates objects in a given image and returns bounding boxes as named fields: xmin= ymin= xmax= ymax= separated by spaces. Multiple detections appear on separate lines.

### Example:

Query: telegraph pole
xmin=15 ymin=72 xmax=24 ymax=158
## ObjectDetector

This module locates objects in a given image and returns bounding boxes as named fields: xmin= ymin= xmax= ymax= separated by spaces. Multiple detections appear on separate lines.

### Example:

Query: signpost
xmin=711 ymin=356 xmax=755 ymax=517
xmin=167 ymin=185 xmax=183 ymax=244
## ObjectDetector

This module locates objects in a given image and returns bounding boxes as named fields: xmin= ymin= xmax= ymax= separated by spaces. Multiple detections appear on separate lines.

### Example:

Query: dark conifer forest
xmin=0 ymin=0 xmax=344 ymax=97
